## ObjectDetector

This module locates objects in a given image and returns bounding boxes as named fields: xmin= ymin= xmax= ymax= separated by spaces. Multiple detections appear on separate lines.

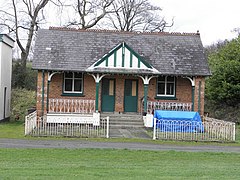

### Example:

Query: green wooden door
xmin=124 ymin=79 xmax=138 ymax=112
xmin=101 ymin=79 xmax=115 ymax=112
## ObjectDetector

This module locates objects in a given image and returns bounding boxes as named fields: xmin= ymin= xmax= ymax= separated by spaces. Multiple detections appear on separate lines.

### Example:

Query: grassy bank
xmin=0 ymin=148 xmax=239 ymax=179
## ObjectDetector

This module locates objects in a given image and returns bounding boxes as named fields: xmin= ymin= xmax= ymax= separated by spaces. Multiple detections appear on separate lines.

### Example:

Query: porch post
xmin=90 ymin=73 xmax=108 ymax=113
xmin=192 ymin=86 xmax=195 ymax=111
xmin=95 ymin=82 xmax=100 ymax=112
xmin=143 ymin=84 xmax=149 ymax=114
xmin=138 ymin=75 xmax=156 ymax=115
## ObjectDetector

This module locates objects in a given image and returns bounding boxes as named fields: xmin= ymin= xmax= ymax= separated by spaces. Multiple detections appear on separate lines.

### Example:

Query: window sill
xmin=155 ymin=96 xmax=177 ymax=100
xmin=61 ymin=93 xmax=84 ymax=97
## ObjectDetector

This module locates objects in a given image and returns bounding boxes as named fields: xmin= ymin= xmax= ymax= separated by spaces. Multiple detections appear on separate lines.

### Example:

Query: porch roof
xmin=32 ymin=27 xmax=211 ymax=76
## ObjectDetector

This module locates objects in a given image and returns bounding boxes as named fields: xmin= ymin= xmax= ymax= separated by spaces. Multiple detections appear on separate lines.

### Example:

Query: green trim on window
xmin=155 ymin=76 xmax=177 ymax=99
xmin=61 ymin=93 xmax=84 ymax=97
xmin=62 ymin=72 xmax=84 ymax=95
xmin=155 ymin=96 xmax=177 ymax=100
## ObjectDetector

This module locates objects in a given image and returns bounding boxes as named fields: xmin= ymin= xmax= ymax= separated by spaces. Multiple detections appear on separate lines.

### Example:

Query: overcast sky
xmin=152 ymin=0 xmax=240 ymax=46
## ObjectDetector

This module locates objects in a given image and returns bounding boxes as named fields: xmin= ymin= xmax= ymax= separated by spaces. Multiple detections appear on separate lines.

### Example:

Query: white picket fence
xmin=25 ymin=112 xmax=109 ymax=138
xmin=25 ymin=111 xmax=37 ymax=135
xmin=48 ymin=98 xmax=95 ymax=114
xmin=146 ymin=101 xmax=192 ymax=114
xmin=153 ymin=117 xmax=236 ymax=142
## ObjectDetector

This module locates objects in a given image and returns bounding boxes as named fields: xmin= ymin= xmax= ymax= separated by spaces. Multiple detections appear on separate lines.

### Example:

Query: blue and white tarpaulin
xmin=154 ymin=110 xmax=204 ymax=133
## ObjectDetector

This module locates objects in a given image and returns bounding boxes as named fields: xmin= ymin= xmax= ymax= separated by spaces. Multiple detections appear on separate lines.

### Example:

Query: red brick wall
xmin=36 ymin=71 xmax=206 ymax=116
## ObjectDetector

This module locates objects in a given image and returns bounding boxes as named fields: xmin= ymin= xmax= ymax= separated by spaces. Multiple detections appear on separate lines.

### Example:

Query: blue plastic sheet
xmin=154 ymin=110 xmax=204 ymax=133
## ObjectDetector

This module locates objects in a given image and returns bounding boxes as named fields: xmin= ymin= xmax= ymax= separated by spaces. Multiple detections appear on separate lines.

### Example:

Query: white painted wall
xmin=0 ymin=35 xmax=14 ymax=121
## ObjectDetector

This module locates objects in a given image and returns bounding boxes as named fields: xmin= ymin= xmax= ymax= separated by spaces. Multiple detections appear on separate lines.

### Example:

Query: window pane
xmin=132 ymin=81 xmax=137 ymax=96
xmin=166 ymin=83 xmax=174 ymax=95
xmin=158 ymin=76 xmax=165 ymax=81
xmin=74 ymin=73 xmax=82 ymax=78
xmin=74 ymin=79 xmax=82 ymax=92
xmin=125 ymin=80 xmax=132 ymax=96
xmin=65 ymin=72 xmax=73 ymax=78
xmin=109 ymin=80 xmax=114 ymax=96
xmin=65 ymin=79 xmax=72 ymax=91
xmin=158 ymin=83 xmax=165 ymax=95
xmin=102 ymin=79 xmax=109 ymax=95
xmin=167 ymin=76 xmax=174 ymax=82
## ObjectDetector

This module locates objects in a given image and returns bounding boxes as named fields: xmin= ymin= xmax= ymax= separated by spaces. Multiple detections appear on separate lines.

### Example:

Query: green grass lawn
xmin=0 ymin=148 xmax=239 ymax=179
xmin=0 ymin=121 xmax=25 ymax=139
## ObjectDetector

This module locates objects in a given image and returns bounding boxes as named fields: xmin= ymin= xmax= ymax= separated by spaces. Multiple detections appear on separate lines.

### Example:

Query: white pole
xmin=153 ymin=118 xmax=156 ymax=140
xmin=106 ymin=116 xmax=109 ymax=138
xmin=233 ymin=123 xmax=236 ymax=141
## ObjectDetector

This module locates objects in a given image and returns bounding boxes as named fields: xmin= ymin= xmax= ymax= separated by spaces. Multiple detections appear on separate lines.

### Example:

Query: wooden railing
xmin=48 ymin=99 xmax=95 ymax=114
xmin=146 ymin=101 xmax=192 ymax=114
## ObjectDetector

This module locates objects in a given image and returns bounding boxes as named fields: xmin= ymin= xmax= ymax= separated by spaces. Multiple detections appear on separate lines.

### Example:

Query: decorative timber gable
xmin=88 ymin=42 xmax=153 ymax=70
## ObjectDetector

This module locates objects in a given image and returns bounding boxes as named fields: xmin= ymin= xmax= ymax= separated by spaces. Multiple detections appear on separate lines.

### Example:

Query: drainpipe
xmin=46 ymin=80 xmax=50 ymax=113
xmin=41 ymin=70 xmax=45 ymax=119
xmin=192 ymin=86 xmax=195 ymax=111
xmin=198 ymin=81 xmax=202 ymax=114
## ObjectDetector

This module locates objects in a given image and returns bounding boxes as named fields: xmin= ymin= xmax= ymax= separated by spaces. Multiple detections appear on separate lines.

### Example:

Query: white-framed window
xmin=157 ymin=76 xmax=175 ymax=97
xmin=64 ymin=72 xmax=83 ymax=93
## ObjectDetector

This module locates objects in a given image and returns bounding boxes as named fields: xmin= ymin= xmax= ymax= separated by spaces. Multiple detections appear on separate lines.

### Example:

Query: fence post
xmin=153 ymin=118 xmax=156 ymax=140
xmin=233 ymin=123 xmax=236 ymax=141
xmin=24 ymin=115 xmax=28 ymax=136
xmin=106 ymin=116 xmax=109 ymax=138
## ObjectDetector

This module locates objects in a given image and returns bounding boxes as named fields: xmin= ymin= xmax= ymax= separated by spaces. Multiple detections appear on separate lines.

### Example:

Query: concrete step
xmin=101 ymin=113 xmax=144 ymax=129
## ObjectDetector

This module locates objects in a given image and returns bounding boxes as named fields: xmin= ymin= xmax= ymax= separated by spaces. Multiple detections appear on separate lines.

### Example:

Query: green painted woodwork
xmin=198 ymin=81 xmax=202 ymax=113
xmin=41 ymin=70 xmax=45 ymax=117
xmin=101 ymin=79 xmax=115 ymax=112
xmin=94 ymin=42 xmax=152 ymax=69
xmin=94 ymin=43 xmax=122 ymax=67
xmin=106 ymin=57 xmax=108 ymax=67
xmin=95 ymin=82 xmax=100 ymax=112
xmin=122 ymin=43 xmax=125 ymax=67
xmin=124 ymin=79 xmax=138 ymax=112
xmin=130 ymin=53 xmax=133 ymax=67
xmin=47 ymin=80 xmax=50 ymax=113
xmin=155 ymin=76 xmax=177 ymax=99
xmin=154 ymin=96 xmax=177 ymax=100
xmin=192 ymin=86 xmax=195 ymax=111
xmin=143 ymin=84 xmax=148 ymax=113
xmin=114 ymin=51 xmax=117 ymax=67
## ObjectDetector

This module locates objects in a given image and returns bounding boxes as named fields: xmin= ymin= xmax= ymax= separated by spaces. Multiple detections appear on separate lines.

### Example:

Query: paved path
xmin=0 ymin=138 xmax=239 ymax=153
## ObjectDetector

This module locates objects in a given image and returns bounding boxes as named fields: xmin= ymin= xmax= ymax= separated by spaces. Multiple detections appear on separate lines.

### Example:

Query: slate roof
xmin=32 ymin=27 xmax=211 ymax=76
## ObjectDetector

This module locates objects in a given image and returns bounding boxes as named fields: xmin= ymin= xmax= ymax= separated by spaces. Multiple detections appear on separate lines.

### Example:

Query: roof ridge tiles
xmin=48 ymin=26 xmax=200 ymax=36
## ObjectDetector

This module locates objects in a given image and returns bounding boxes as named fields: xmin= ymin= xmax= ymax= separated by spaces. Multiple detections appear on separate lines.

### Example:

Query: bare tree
xmin=0 ymin=0 xmax=61 ymax=87
xmin=107 ymin=0 xmax=173 ymax=32
xmin=66 ymin=0 xmax=114 ymax=29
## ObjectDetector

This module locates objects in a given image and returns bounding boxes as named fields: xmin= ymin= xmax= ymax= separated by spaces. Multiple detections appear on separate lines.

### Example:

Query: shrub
xmin=11 ymin=88 xmax=36 ymax=122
